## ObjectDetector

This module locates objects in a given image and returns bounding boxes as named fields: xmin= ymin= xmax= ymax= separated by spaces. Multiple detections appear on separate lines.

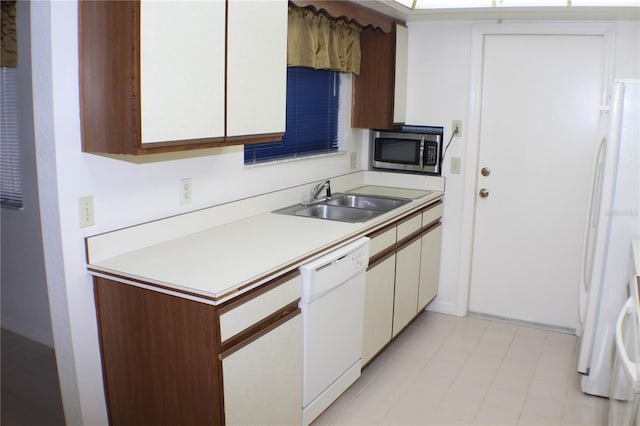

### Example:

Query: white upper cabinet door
xmin=140 ymin=1 xmax=226 ymax=144
xmin=226 ymin=0 xmax=287 ymax=137
xmin=393 ymin=24 xmax=408 ymax=125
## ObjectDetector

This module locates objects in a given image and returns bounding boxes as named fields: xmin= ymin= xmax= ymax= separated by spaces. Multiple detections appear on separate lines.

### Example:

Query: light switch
xmin=451 ymin=157 xmax=461 ymax=174
xmin=79 ymin=195 xmax=95 ymax=227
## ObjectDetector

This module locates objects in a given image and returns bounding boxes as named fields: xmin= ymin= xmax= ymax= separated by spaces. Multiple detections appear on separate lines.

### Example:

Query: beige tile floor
xmin=313 ymin=312 xmax=608 ymax=426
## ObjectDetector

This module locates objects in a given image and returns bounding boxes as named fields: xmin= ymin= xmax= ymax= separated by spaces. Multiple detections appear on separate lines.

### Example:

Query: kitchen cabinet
xmin=92 ymin=270 xmax=301 ymax=425
xmin=352 ymin=23 xmax=408 ymax=129
xmin=226 ymin=0 xmax=287 ymax=139
xmin=79 ymin=0 xmax=286 ymax=155
xmin=222 ymin=315 xmax=301 ymax=425
xmin=140 ymin=1 xmax=226 ymax=144
xmin=363 ymin=254 xmax=396 ymax=365
xmin=393 ymin=234 xmax=422 ymax=337
xmin=418 ymin=224 xmax=442 ymax=311
xmin=362 ymin=201 xmax=443 ymax=364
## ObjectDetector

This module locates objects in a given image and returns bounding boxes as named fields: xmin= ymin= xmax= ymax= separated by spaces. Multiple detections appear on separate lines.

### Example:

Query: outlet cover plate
xmin=79 ymin=195 xmax=95 ymax=227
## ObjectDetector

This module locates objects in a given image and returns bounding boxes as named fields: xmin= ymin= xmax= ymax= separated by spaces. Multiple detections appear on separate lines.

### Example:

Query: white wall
xmin=0 ymin=0 xmax=53 ymax=347
xmin=31 ymin=2 xmax=367 ymax=424
xmin=405 ymin=19 xmax=640 ymax=316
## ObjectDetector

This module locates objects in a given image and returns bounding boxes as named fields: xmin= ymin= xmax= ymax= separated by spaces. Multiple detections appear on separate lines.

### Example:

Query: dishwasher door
xmin=300 ymin=237 xmax=369 ymax=426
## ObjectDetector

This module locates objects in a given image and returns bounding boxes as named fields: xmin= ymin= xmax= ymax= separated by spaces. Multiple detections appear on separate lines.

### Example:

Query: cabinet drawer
xmin=397 ymin=213 xmax=422 ymax=241
xmin=369 ymin=226 xmax=397 ymax=258
xmin=219 ymin=275 xmax=301 ymax=342
xmin=422 ymin=202 xmax=443 ymax=228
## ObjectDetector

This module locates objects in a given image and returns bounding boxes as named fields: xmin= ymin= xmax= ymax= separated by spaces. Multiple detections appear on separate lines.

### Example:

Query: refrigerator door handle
xmin=579 ymin=137 xmax=607 ymax=323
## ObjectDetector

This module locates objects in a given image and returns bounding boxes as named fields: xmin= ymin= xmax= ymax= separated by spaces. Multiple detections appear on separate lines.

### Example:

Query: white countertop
xmin=88 ymin=184 xmax=443 ymax=304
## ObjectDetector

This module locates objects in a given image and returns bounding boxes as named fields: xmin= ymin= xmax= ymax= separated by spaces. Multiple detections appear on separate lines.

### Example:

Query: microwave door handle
xmin=419 ymin=139 xmax=425 ymax=169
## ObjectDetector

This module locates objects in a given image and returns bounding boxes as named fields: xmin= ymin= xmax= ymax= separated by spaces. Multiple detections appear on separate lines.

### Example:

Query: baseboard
xmin=1 ymin=317 xmax=54 ymax=348
xmin=425 ymin=299 xmax=464 ymax=317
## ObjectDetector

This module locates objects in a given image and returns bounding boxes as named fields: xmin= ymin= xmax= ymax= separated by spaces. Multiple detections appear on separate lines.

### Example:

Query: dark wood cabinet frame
xmin=78 ymin=1 xmax=284 ymax=155
xmin=93 ymin=268 xmax=301 ymax=425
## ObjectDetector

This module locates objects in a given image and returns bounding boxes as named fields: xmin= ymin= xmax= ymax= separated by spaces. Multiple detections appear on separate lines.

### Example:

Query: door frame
xmin=456 ymin=22 xmax=615 ymax=317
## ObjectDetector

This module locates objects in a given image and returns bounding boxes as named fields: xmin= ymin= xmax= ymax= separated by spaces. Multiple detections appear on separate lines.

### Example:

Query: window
xmin=1 ymin=67 xmax=22 ymax=209
xmin=244 ymin=67 xmax=340 ymax=164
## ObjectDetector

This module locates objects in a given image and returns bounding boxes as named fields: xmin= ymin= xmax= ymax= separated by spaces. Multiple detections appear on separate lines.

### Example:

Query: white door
xmin=468 ymin=34 xmax=606 ymax=329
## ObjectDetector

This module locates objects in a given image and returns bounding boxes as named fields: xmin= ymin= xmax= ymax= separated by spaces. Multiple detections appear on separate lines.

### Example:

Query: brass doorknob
xmin=479 ymin=188 xmax=489 ymax=198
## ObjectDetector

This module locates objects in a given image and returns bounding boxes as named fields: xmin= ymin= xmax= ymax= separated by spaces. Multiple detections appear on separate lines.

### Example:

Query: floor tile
xmin=484 ymin=386 xmax=528 ymax=412
xmin=522 ymin=394 xmax=565 ymax=421
xmin=313 ymin=312 xmax=608 ymax=426
xmin=473 ymin=404 xmax=521 ymax=425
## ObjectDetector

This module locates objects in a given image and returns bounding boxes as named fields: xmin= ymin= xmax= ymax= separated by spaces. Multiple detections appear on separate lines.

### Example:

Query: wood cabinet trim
xmin=219 ymin=303 xmax=301 ymax=358
xmin=225 ymin=132 xmax=285 ymax=145
xmin=397 ymin=209 xmax=423 ymax=226
xmin=80 ymin=1 xmax=286 ymax=156
xmin=217 ymin=269 xmax=300 ymax=315
xmin=351 ymin=25 xmax=396 ymax=129
xmin=422 ymin=200 xmax=443 ymax=213
xmin=93 ymin=276 xmax=224 ymax=425
xmin=368 ymin=247 xmax=396 ymax=271
xmin=79 ymin=0 xmax=141 ymax=155
xmin=396 ymin=220 xmax=440 ymax=252
xmin=367 ymin=220 xmax=397 ymax=240
xmin=421 ymin=200 xmax=444 ymax=230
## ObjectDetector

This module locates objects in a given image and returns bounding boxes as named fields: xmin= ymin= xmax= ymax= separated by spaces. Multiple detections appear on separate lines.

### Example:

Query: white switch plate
xmin=349 ymin=152 xmax=357 ymax=169
xmin=180 ymin=178 xmax=192 ymax=205
xmin=79 ymin=195 xmax=95 ymax=228
xmin=451 ymin=157 xmax=461 ymax=174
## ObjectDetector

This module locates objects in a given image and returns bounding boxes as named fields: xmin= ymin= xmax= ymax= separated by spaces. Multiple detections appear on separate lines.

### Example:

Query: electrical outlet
xmin=180 ymin=178 xmax=192 ymax=205
xmin=451 ymin=157 xmax=461 ymax=174
xmin=79 ymin=195 xmax=95 ymax=228
xmin=452 ymin=120 xmax=462 ymax=137
xmin=349 ymin=152 xmax=357 ymax=169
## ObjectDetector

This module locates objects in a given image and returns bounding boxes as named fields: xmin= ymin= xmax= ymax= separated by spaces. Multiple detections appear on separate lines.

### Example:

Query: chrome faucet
xmin=309 ymin=180 xmax=331 ymax=203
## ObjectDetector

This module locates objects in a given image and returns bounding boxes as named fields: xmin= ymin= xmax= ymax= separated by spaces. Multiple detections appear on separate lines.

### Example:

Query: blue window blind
xmin=244 ymin=67 xmax=339 ymax=164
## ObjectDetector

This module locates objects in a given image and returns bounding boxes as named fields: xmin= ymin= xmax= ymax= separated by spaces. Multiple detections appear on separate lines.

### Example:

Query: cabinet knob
xmin=479 ymin=188 xmax=490 ymax=198
xmin=481 ymin=167 xmax=491 ymax=177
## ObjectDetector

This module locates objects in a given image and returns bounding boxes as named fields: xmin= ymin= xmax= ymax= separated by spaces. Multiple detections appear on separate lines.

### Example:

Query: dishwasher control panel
xmin=299 ymin=237 xmax=370 ymax=303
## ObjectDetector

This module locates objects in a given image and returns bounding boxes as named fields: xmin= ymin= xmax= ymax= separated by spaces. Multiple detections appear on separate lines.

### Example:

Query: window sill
xmin=244 ymin=150 xmax=346 ymax=169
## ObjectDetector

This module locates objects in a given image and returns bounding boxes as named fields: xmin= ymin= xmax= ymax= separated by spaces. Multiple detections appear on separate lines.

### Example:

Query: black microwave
xmin=370 ymin=125 xmax=443 ymax=175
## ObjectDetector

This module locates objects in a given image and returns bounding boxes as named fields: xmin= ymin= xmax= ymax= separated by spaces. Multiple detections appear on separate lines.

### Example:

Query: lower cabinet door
xmin=222 ymin=314 xmax=302 ymax=426
xmin=393 ymin=238 xmax=422 ymax=337
xmin=418 ymin=224 xmax=442 ymax=311
xmin=362 ymin=255 xmax=396 ymax=365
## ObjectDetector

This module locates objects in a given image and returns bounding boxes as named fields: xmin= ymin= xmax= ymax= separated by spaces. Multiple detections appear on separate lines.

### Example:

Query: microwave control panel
xmin=424 ymin=142 xmax=439 ymax=166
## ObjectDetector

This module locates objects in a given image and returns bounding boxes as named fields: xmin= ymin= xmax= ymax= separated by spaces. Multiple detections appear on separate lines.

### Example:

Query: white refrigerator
xmin=577 ymin=79 xmax=640 ymax=397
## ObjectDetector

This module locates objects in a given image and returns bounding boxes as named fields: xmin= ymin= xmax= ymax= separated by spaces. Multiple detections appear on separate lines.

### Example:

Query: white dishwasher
xmin=300 ymin=237 xmax=369 ymax=426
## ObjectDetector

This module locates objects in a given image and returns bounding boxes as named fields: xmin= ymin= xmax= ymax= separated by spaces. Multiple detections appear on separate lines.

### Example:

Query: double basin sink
xmin=274 ymin=193 xmax=411 ymax=223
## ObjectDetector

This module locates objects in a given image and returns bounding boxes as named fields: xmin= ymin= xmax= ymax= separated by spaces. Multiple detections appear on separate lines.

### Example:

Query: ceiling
xmin=353 ymin=0 xmax=640 ymax=21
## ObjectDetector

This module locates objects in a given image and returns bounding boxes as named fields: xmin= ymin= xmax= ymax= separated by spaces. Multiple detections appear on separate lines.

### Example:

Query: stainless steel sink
xmin=294 ymin=204 xmax=382 ymax=222
xmin=273 ymin=193 xmax=411 ymax=223
xmin=326 ymin=194 xmax=410 ymax=211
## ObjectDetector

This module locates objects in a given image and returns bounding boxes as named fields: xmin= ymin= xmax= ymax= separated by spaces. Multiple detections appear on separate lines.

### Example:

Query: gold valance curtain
xmin=1 ymin=0 xmax=17 ymax=68
xmin=287 ymin=5 xmax=362 ymax=75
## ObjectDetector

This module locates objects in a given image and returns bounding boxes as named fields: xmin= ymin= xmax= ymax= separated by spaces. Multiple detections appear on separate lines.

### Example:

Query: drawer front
xmin=422 ymin=203 xmax=443 ymax=228
xmin=369 ymin=226 xmax=397 ymax=258
xmin=397 ymin=213 xmax=422 ymax=241
xmin=219 ymin=275 xmax=301 ymax=342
